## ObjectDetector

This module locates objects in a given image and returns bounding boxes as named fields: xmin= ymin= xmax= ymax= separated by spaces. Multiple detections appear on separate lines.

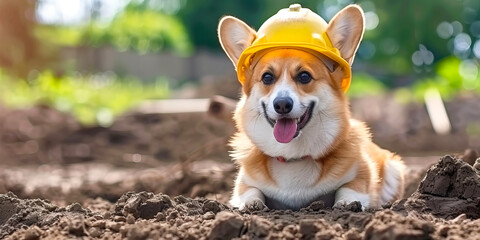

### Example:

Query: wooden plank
xmin=207 ymin=95 xmax=237 ymax=122
xmin=136 ymin=99 xmax=210 ymax=114
xmin=424 ymin=88 xmax=451 ymax=135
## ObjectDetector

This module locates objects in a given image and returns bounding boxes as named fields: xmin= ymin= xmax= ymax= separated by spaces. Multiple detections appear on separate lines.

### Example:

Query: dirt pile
xmin=419 ymin=155 xmax=480 ymax=199
xmin=3 ymin=183 xmax=480 ymax=239
xmin=0 ymin=192 xmax=93 ymax=239
xmin=0 ymin=161 xmax=235 ymax=206
xmin=0 ymin=105 xmax=79 ymax=165
xmin=351 ymin=95 xmax=480 ymax=153
xmin=0 ymin=105 xmax=232 ymax=166
xmin=393 ymin=155 xmax=480 ymax=219
xmin=1 ymin=191 xmax=234 ymax=239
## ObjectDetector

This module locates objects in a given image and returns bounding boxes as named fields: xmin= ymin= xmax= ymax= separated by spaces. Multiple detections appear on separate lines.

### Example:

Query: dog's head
xmin=218 ymin=5 xmax=365 ymax=159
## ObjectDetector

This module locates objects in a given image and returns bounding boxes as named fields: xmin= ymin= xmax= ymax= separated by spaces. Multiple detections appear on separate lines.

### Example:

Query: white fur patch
xmin=380 ymin=160 xmax=405 ymax=204
xmin=334 ymin=187 xmax=370 ymax=209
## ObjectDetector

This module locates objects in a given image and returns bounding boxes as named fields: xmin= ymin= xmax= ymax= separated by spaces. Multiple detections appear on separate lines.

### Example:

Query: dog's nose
xmin=273 ymin=97 xmax=293 ymax=114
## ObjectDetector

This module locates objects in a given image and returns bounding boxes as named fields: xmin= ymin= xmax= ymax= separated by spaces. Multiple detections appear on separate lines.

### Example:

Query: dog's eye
xmin=262 ymin=73 xmax=275 ymax=85
xmin=297 ymin=72 xmax=312 ymax=84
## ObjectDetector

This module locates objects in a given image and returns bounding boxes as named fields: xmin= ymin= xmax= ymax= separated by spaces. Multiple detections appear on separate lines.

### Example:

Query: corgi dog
xmin=217 ymin=4 xmax=405 ymax=210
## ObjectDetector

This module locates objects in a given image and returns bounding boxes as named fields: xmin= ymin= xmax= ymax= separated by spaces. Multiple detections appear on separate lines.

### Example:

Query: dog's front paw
xmin=231 ymin=187 xmax=267 ymax=211
xmin=234 ymin=198 xmax=268 ymax=212
xmin=333 ymin=200 xmax=364 ymax=211
xmin=333 ymin=199 xmax=348 ymax=209
xmin=334 ymin=187 xmax=370 ymax=211
xmin=244 ymin=199 xmax=268 ymax=212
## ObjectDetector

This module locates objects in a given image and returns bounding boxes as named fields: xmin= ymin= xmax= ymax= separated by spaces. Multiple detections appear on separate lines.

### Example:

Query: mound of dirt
xmin=351 ymin=95 xmax=480 ymax=154
xmin=0 ymin=192 xmax=94 ymax=239
xmin=393 ymin=155 xmax=480 ymax=219
xmin=0 ymin=161 xmax=235 ymax=206
xmin=2 ymin=188 xmax=480 ymax=240
xmin=0 ymin=105 xmax=233 ymax=166
xmin=2 ymin=155 xmax=480 ymax=239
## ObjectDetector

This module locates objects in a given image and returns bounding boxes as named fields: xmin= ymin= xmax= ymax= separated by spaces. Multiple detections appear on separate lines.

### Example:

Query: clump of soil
xmin=393 ymin=155 xmax=480 ymax=219
xmin=0 ymin=192 xmax=93 ymax=239
xmin=113 ymin=192 xmax=174 ymax=219
xmin=419 ymin=155 xmax=480 ymax=199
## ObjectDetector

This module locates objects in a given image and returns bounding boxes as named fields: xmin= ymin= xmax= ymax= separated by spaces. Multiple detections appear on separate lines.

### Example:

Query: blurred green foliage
xmin=36 ymin=3 xmax=192 ymax=55
xmin=412 ymin=57 xmax=480 ymax=101
xmin=0 ymin=70 xmax=169 ymax=126
xmin=86 ymin=5 xmax=192 ymax=54
xmin=362 ymin=0 xmax=467 ymax=74
xmin=348 ymin=73 xmax=387 ymax=98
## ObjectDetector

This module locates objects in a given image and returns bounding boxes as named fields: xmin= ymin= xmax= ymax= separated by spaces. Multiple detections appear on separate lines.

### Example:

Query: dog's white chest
xmin=270 ymin=158 xmax=320 ymax=189
xmin=253 ymin=158 xmax=333 ymax=209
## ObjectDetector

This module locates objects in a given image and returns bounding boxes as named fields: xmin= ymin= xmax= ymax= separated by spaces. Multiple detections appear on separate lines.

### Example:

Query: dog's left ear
xmin=326 ymin=5 xmax=365 ymax=65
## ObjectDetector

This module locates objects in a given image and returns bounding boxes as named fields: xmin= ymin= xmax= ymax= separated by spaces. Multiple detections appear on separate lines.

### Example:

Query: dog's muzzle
xmin=262 ymin=101 xmax=314 ymax=143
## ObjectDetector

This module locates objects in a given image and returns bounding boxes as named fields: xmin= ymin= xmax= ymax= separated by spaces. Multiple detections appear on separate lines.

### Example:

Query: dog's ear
xmin=326 ymin=5 xmax=365 ymax=65
xmin=218 ymin=16 xmax=257 ymax=68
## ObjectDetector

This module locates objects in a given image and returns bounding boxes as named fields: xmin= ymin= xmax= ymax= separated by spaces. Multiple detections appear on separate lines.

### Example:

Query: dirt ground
xmin=1 ymin=94 xmax=480 ymax=239
xmin=1 ymin=155 xmax=479 ymax=240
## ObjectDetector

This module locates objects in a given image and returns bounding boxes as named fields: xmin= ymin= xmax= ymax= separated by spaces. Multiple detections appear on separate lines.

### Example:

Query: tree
xmin=0 ymin=0 xmax=49 ymax=78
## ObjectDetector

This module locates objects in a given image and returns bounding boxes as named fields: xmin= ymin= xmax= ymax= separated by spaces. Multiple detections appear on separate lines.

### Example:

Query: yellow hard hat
xmin=237 ymin=3 xmax=351 ymax=92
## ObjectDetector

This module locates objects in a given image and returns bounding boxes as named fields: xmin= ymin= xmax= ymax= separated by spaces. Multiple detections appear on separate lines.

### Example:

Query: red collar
xmin=276 ymin=155 xmax=312 ymax=163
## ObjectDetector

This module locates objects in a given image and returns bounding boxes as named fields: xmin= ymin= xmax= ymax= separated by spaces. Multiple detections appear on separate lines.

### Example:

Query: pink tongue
xmin=273 ymin=118 xmax=297 ymax=143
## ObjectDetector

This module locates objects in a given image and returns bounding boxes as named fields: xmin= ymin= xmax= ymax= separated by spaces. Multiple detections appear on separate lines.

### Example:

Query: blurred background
xmin=0 ymin=0 xmax=479 ymax=204
xmin=1 ymin=0 xmax=480 ymax=119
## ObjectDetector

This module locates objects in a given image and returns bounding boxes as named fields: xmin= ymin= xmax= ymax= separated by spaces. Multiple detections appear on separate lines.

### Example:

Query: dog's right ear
xmin=218 ymin=16 xmax=257 ymax=69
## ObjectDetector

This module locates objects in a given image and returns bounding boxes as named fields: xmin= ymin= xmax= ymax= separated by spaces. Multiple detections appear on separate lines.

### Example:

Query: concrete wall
xmin=60 ymin=46 xmax=235 ymax=81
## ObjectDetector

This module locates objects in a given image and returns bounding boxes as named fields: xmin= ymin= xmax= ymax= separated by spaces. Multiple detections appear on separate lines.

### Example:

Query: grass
xmin=0 ymin=70 xmax=169 ymax=126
